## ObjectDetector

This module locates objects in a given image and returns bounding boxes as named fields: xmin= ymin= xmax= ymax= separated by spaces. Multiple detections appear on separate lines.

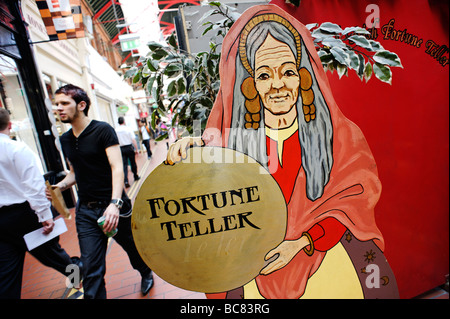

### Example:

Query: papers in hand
xmin=23 ymin=218 xmax=67 ymax=251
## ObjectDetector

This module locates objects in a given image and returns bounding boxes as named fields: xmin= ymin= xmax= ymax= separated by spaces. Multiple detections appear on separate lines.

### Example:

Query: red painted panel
xmin=269 ymin=0 xmax=449 ymax=298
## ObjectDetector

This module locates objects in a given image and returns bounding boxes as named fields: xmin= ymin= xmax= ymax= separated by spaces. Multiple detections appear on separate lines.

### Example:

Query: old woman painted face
xmin=254 ymin=34 xmax=300 ymax=115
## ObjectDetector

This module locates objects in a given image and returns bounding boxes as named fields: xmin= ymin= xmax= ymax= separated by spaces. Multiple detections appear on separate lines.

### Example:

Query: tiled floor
xmin=19 ymin=139 xmax=449 ymax=300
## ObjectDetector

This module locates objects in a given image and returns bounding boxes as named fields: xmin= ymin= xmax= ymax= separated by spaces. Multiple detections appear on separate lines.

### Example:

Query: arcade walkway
xmin=20 ymin=139 xmax=206 ymax=299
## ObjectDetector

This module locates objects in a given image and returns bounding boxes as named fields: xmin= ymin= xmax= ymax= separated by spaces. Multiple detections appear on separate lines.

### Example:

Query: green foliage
xmin=307 ymin=22 xmax=403 ymax=84
xmin=125 ymin=2 xmax=237 ymax=135
xmin=126 ymin=2 xmax=403 ymax=135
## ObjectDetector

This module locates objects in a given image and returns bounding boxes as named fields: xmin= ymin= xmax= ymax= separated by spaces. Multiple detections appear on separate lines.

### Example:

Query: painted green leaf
xmin=322 ymin=37 xmax=346 ymax=48
xmin=342 ymin=26 xmax=371 ymax=35
xmin=357 ymin=54 xmax=365 ymax=80
xmin=319 ymin=51 xmax=334 ymax=64
xmin=373 ymin=62 xmax=392 ymax=84
xmin=347 ymin=50 xmax=360 ymax=70
xmin=364 ymin=62 xmax=373 ymax=82
xmin=373 ymin=50 xmax=403 ymax=68
xmin=330 ymin=47 xmax=350 ymax=66
xmin=306 ymin=23 xmax=318 ymax=30
xmin=348 ymin=35 xmax=373 ymax=51
xmin=336 ymin=63 xmax=348 ymax=79
xmin=318 ymin=22 xmax=343 ymax=34
xmin=369 ymin=40 xmax=384 ymax=51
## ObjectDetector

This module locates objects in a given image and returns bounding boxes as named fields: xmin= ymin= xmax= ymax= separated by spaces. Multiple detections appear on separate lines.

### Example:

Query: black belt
xmin=80 ymin=200 xmax=109 ymax=209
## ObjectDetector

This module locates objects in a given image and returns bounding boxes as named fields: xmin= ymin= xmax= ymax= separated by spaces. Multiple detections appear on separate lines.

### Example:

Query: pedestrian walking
xmin=116 ymin=116 xmax=140 ymax=188
xmin=50 ymin=84 xmax=153 ymax=299
xmin=0 ymin=108 xmax=81 ymax=299
xmin=139 ymin=119 xmax=152 ymax=159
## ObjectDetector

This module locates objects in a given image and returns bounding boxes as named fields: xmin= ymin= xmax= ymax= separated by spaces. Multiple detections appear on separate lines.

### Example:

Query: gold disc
xmin=132 ymin=147 xmax=287 ymax=293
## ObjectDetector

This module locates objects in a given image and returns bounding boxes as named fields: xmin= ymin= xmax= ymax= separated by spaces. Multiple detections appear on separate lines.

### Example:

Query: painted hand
xmin=165 ymin=137 xmax=203 ymax=165
xmin=260 ymin=236 xmax=309 ymax=275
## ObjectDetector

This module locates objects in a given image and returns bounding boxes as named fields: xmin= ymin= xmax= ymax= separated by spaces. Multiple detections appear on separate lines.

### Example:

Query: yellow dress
xmin=243 ymin=242 xmax=364 ymax=299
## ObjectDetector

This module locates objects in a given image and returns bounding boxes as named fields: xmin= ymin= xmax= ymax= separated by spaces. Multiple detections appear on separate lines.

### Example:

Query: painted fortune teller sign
xmin=132 ymin=147 xmax=287 ymax=293
xmin=133 ymin=4 xmax=399 ymax=299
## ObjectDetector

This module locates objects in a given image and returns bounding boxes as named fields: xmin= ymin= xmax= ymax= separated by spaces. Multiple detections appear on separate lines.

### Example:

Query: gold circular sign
xmin=132 ymin=147 xmax=287 ymax=293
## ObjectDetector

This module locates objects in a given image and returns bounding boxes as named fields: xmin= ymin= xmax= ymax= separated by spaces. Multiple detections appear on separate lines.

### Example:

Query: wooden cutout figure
xmin=167 ymin=4 xmax=399 ymax=299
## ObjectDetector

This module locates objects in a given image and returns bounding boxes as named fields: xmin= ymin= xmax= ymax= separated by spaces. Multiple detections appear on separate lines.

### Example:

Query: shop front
xmin=0 ymin=1 xmax=64 ymax=176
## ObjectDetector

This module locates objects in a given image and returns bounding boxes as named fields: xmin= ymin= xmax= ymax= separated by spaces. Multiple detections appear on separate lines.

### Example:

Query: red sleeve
xmin=307 ymin=217 xmax=347 ymax=252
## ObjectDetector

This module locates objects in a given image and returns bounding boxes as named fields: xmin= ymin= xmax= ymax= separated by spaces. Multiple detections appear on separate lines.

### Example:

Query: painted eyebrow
xmin=255 ymin=61 xmax=297 ymax=73
xmin=255 ymin=65 xmax=270 ymax=72
xmin=280 ymin=62 xmax=298 ymax=72
xmin=281 ymin=61 xmax=296 ymax=66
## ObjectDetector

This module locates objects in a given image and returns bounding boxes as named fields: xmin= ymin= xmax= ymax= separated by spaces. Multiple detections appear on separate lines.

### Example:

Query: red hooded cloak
xmin=202 ymin=4 xmax=385 ymax=299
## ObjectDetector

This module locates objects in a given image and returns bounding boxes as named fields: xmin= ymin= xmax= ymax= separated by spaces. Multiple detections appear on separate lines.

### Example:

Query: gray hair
xmin=228 ymin=21 xmax=333 ymax=201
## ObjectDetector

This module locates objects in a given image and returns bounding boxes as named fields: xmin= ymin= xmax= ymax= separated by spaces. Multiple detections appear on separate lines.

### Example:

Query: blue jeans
xmin=76 ymin=201 xmax=151 ymax=299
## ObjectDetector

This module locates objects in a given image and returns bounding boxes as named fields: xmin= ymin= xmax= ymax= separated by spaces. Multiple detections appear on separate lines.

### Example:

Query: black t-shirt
xmin=60 ymin=120 xmax=119 ymax=202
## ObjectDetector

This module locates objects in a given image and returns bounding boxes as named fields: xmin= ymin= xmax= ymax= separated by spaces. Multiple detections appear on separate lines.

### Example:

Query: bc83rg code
xmin=224 ymin=303 xmax=269 ymax=314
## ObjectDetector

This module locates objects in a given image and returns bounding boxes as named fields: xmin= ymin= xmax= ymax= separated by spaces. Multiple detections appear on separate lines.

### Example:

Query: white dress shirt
xmin=0 ymin=133 xmax=53 ymax=222
xmin=140 ymin=125 xmax=150 ymax=140
xmin=115 ymin=124 xmax=135 ymax=146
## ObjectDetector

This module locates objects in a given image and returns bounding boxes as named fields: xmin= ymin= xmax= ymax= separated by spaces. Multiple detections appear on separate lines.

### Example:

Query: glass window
xmin=0 ymin=53 xmax=46 ymax=173
xmin=57 ymin=79 xmax=69 ymax=88
xmin=42 ymin=73 xmax=54 ymax=102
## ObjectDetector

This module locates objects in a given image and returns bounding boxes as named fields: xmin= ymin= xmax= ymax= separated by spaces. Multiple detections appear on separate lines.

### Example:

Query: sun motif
xmin=364 ymin=249 xmax=376 ymax=263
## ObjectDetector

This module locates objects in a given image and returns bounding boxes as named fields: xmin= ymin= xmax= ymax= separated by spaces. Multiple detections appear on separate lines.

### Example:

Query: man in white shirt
xmin=0 ymin=108 xmax=80 ymax=299
xmin=139 ymin=119 xmax=152 ymax=159
xmin=115 ymin=117 xmax=140 ymax=188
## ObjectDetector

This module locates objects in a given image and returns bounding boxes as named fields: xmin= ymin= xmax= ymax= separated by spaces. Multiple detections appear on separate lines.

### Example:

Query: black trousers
xmin=120 ymin=144 xmax=138 ymax=184
xmin=76 ymin=201 xmax=151 ymax=299
xmin=142 ymin=139 xmax=152 ymax=158
xmin=0 ymin=202 xmax=75 ymax=299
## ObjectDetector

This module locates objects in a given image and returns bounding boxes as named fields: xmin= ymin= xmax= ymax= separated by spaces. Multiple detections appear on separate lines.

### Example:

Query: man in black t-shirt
xmin=48 ymin=84 xmax=153 ymax=299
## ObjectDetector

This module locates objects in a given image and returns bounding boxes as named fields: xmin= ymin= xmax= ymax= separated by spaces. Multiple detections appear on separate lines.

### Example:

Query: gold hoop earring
xmin=299 ymin=68 xmax=316 ymax=122
xmin=241 ymin=77 xmax=261 ymax=129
